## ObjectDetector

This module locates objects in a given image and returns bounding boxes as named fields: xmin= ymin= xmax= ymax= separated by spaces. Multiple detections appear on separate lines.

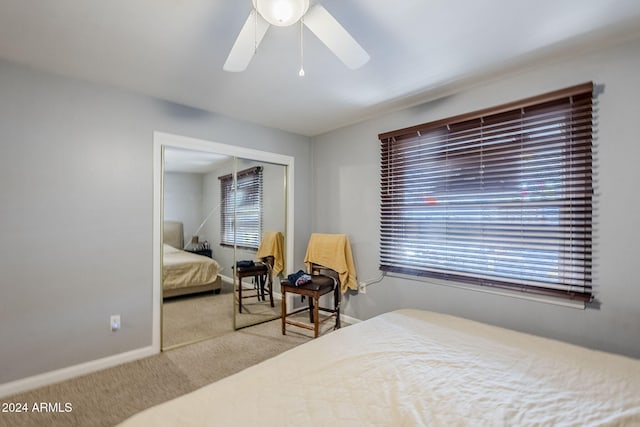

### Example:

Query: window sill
xmin=220 ymin=243 xmax=258 ymax=251
xmin=386 ymin=272 xmax=587 ymax=310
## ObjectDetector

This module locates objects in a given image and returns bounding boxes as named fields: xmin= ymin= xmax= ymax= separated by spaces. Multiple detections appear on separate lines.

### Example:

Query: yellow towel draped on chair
xmin=256 ymin=231 xmax=285 ymax=276
xmin=304 ymin=233 xmax=358 ymax=293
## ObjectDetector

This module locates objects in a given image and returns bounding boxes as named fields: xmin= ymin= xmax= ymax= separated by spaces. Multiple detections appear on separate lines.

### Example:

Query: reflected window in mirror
xmin=219 ymin=166 xmax=263 ymax=250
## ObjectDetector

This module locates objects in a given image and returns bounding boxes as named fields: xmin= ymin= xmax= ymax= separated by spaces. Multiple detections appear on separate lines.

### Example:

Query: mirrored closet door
xmin=230 ymin=158 xmax=287 ymax=330
xmin=158 ymin=137 xmax=292 ymax=350
xmin=161 ymin=148 xmax=234 ymax=350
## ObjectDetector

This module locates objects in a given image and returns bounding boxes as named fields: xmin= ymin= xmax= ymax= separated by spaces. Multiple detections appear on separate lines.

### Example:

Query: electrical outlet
xmin=110 ymin=314 xmax=121 ymax=332
xmin=359 ymin=282 xmax=367 ymax=294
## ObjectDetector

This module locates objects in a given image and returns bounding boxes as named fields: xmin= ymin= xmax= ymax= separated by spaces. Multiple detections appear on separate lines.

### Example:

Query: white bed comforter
xmin=119 ymin=309 xmax=640 ymax=426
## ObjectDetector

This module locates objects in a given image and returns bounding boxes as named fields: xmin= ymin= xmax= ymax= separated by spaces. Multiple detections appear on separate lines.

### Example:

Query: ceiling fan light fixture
xmin=226 ymin=2 xmax=369 ymax=72
xmin=253 ymin=0 xmax=310 ymax=27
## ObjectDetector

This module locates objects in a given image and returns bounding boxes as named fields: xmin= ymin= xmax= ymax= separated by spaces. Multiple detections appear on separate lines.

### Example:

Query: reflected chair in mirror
xmin=235 ymin=258 xmax=273 ymax=313
xmin=281 ymin=233 xmax=358 ymax=338
xmin=235 ymin=231 xmax=284 ymax=313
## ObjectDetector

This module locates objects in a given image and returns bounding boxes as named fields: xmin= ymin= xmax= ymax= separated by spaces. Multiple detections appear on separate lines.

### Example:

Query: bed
xmin=163 ymin=221 xmax=222 ymax=298
xmin=118 ymin=309 xmax=640 ymax=426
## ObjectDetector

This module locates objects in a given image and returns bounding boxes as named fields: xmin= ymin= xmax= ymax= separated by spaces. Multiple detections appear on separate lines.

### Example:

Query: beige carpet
xmin=1 ymin=318 xmax=322 ymax=427
xmin=235 ymin=293 xmax=283 ymax=330
xmin=162 ymin=292 xmax=233 ymax=348
xmin=162 ymin=282 xmax=281 ymax=348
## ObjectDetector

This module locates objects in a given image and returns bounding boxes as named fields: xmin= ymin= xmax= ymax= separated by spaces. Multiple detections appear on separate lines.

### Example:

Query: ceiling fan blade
xmin=303 ymin=4 xmax=370 ymax=70
xmin=223 ymin=9 xmax=270 ymax=72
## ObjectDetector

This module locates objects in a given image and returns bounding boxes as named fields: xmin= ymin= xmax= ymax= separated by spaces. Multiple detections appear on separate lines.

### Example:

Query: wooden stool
xmin=281 ymin=273 xmax=340 ymax=338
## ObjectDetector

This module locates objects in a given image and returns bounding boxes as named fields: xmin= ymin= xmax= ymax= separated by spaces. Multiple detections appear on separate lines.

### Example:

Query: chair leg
xmin=258 ymin=274 xmax=265 ymax=301
xmin=238 ymin=277 xmax=243 ymax=313
xmin=335 ymin=286 xmax=341 ymax=330
xmin=313 ymin=297 xmax=320 ymax=338
xmin=281 ymin=288 xmax=287 ymax=335
xmin=308 ymin=297 xmax=314 ymax=323
xmin=267 ymin=274 xmax=274 ymax=307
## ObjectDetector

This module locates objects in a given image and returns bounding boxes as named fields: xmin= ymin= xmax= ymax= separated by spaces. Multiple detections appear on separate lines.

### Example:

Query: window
xmin=219 ymin=166 xmax=263 ymax=250
xmin=379 ymin=83 xmax=595 ymax=302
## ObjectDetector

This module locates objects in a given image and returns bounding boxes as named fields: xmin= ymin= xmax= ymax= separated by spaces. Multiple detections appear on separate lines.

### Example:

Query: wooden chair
xmin=281 ymin=263 xmax=341 ymax=338
xmin=235 ymin=256 xmax=274 ymax=313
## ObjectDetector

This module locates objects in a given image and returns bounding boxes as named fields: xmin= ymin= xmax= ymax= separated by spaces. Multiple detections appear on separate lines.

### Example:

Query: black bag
xmin=236 ymin=260 xmax=254 ymax=268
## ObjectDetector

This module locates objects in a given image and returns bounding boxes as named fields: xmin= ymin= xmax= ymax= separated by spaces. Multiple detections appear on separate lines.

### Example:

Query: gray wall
xmin=0 ymin=59 xmax=311 ymax=384
xmin=164 ymin=172 xmax=204 ymax=247
xmin=310 ymin=37 xmax=640 ymax=358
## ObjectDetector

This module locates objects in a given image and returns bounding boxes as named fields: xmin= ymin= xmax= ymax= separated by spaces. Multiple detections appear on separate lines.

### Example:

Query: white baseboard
xmin=0 ymin=346 xmax=157 ymax=399
xmin=341 ymin=313 xmax=362 ymax=325
xmin=219 ymin=274 xmax=233 ymax=284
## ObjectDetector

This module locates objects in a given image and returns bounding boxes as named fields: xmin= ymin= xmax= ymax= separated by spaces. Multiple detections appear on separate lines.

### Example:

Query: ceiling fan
xmin=223 ymin=0 xmax=370 ymax=72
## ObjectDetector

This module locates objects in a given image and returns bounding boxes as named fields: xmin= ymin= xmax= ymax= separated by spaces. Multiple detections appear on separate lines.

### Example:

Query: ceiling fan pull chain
xmin=254 ymin=1 xmax=258 ymax=54
xmin=299 ymin=17 xmax=305 ymax=77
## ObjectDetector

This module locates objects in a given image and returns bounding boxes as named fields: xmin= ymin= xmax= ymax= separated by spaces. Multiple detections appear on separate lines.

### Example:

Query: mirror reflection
xmin=161 ymin=148 xmax=286 ymax=350
xmin=229 ymin=159 xmax=286 ymax=329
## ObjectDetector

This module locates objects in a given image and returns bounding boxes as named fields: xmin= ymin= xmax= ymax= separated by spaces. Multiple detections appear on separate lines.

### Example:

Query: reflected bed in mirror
xmin=162 ymin=221 xmax=222 ymax=298
xmin=161 ymin=221 xmax=226 ymax=349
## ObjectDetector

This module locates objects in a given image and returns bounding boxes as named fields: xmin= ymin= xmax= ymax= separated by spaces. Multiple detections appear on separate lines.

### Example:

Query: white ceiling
xmin=164 ymin=147 xmax=230 ymax=173
xmin=1 ymin=0 xmax=640 ymax=136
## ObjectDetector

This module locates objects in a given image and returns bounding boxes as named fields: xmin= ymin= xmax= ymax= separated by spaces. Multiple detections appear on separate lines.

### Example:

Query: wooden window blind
xmin=219 ymin=166 xmax=263 ymax=250
xmin=379 ymin=82 xmax=595 ymax=302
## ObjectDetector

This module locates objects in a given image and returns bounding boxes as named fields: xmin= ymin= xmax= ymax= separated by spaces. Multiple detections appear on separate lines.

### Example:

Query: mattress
xmin=118 ymin=309 xmax=640 ymax=426
xmin=162 ymin=244 xmax=221 ymax=292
